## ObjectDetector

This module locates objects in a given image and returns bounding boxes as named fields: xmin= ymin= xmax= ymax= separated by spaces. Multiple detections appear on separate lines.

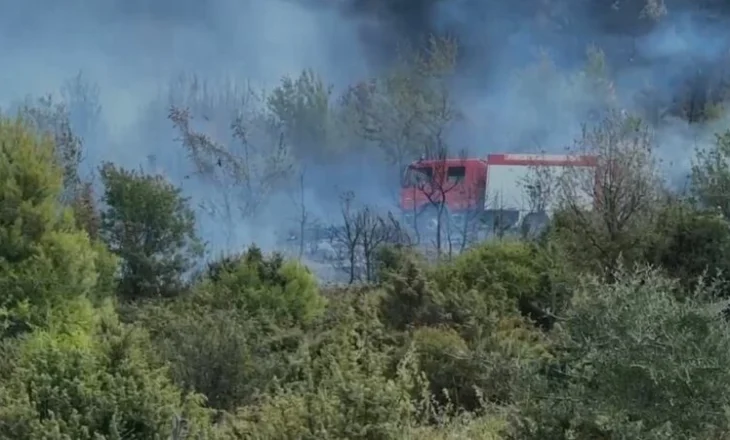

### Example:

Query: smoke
xmin=0 ymin=0 xmax=371 ymax=128
xmin=2 ymin=0 xmax=730 ymax=263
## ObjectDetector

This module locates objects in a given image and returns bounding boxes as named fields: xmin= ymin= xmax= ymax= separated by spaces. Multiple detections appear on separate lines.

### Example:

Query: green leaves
xmin=99 ymin=163 xmax=203 ymax=300
xmin=0 ymin=309 xmax=212 ymax=440
xmin=515 ymin=268 xmax=730 ymax=439
xmin=267 ymin=69 xmax=338 ymax=159
xmin=0 ymin=117 xmax=64 ymax=261
xmin=0 ymin=117 xmax=111 ymax=335
xmin=199 ymin=248 xmax=327 ymax=327
xmin=692 ymin=131 xmax=730 ymax=220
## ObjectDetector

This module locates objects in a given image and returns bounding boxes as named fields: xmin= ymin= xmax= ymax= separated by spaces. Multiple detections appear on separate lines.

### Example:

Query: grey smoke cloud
xmin=0 ymin=0 xmax=371 ymax=133
xmin=1 ymin=0 xmax=729 ymax=258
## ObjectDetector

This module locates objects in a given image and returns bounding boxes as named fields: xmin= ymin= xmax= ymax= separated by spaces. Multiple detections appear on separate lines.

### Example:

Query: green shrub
xmin=221 ymin=310 xmax=428 ymax=440
xmin=0 ymin=116 xmax=112 ymax=335
xmin=198 ymin=247 xmax=327 ymax=327
xmin=645 ymin=201 xmax=730 ymax=292
xmin=513 ymin=268 xmax=730 ymax=439
xmin=0 ymin=302 xmax=213 ymax=440
xmin=136 ymin=302 xmax=298 ymax=412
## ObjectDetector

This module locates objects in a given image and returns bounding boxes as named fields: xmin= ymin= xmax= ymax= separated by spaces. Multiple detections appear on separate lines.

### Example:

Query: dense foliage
xmin=4 ymin=8 xmax=730 ymax=436
xmin=3 ymin=112 xmax=730 ymax=439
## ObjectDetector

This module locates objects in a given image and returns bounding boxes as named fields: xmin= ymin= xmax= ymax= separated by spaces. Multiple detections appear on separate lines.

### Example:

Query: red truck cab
xmin=400 ymin=157 xmax=488 ymax=214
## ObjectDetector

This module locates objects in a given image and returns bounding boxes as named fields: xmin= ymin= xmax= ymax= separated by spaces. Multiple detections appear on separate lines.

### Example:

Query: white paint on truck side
xmin=484 ymin=164 xmax=531 ymax=211
xmin=484 ymin=163 xmax=596 ymax=213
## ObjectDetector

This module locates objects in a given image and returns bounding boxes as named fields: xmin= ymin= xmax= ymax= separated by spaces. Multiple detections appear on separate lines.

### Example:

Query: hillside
xmin=3 ymin=1 xmax=730 ymax=439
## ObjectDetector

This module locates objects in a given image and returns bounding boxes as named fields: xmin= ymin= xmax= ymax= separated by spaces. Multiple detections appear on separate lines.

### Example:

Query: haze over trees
xmin=3 ymin=1 xmax=730 ymax=439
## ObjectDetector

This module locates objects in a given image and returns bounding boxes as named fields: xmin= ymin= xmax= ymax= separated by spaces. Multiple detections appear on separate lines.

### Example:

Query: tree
xmin=644 ymin=198 xmax=730 ymax=292
xmin=291 ymin=168 xmax=310 ymax=260
xmin=267 ymin=69 xmax=343 ymax=161
xmin=347 ymin=35 xmax=460 ymax=171
xmin=518 ymin=159 xmax=559 ymax=239
xmin=199 ymin=246 xmax=326 ymax=327
xmin=410 ymin=148 xmax=466 ymax=258
xmin=99 ymin=163 xmax=203 ymax=300
xmin=484 ymin=191 xmax=517 ymax=240
xmin=0 ymin=303 xmax=214 ymax=440
xmin=330 ymin=192 xmax=411 ymax=283
xmin=134 ymin=302 xmax=296 ymax=412
xmin=360 ymin=210 xmax=411 ymax=282
xmin=555 ymin=110 xmax=662 ymax=277
xmin=447 ymin=206 xmax=483 ymax=254
xmin=223 ymin=296 xmax=429 ymax=440
xmin=14 ymin=95 xmax=84 ymax=204
xmin=59 ymin=71 xmax=103 ymax=143
xmin=330 ymin=191 xmax=364 ymax=284
xmin=169 ymin=104 xmax=293 ymax=242
xmin=0 ymin=116 xmax=111 ymax=336
xmin=70 ymin=180 xmax=101 ymax=241
xmin=160 ymin=76 xmax=294 ymax=248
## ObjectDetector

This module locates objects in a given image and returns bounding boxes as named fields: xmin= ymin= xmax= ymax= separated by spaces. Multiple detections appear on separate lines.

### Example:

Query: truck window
xmin=447 ymin=166 xmax=466 ymax=183
xmin=403 ymin=166 xmax=433 ymax=187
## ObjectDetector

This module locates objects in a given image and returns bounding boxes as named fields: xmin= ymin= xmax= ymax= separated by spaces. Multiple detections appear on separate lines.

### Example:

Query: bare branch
xmin=169 ymin=101 xmax=293 ymax=221
xmin=329 ymin=192 xmax=412 ymax=283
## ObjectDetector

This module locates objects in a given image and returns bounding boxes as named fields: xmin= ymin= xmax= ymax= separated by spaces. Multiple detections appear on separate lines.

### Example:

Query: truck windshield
xmin=402 ymin=166 xmax=433 ymax=187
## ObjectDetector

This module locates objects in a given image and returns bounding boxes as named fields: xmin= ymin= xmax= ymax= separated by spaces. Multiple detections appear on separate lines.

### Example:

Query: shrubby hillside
xmin=3 ymin=98 xmax=730 ymax=439
xmin=4 ymin=1 xmax=730 ymax=438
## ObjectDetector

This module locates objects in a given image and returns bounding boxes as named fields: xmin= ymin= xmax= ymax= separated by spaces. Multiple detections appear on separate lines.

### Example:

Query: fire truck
xmin=400 ymin=153 xmax=599 ymax=236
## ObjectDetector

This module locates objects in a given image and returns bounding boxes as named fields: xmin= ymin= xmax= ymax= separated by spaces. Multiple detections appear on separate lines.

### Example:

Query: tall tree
xmin=168 ymin=78 xmax=293 ymax=244
xmin=555 ymin=110 xmax=662 ymax=277
xmin=0 ymin=116 xmax=110 ymax=335
xmin=345 ymin=35 xmax=461 ymax=171
xmin=267 ymin=69 xmax=341 ymax=160
xmin=99 ymin=163 xmax=203 ymax=300
xmin=15 ymin=95 xmax=84 ymax=204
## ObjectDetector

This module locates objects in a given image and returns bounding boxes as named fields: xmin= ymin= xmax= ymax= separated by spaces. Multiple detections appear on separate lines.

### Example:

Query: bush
xmin=0 ymin=302 xmax=213 ymax=440
xmin=645 ymin=201 xmax=730 ymax=292
xmin=136 ymin=302 xmax=298 ymax=412
xmin=513 ymin=268 xmax=730 ymax=439
xmin=220 ymin=310 xmax=428 ymax=440
xmin=379 ymin=241 xmax=552 ymax=414
xmin=198 ymin=247 xmax=327 ymax=327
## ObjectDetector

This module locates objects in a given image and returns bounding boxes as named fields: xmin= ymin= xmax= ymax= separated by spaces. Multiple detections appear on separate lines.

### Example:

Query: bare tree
xmin=169 ymin=104 xmax=293 ymax=246
xmin=330 ymin=191 xmax=363 ymax=284
xmin=484 ymin=191 xmax=516 ymax=240
xmin=446 ymin=193 xmax=483 ymax=254
xmin=292 ymin=168 xmax=309 ymax=260
xmin=156 ymin=76 xmax=293 ymax=248
xmin=557 ymin=110 xmax=662 ymax=277
xmin=411 ymin=147 xmax=468 ymax=258
xmin=360 ymin=209 xmax=411 ymax=281
xmin=60 ymin=71 xmax=103 ymax=142
xmin=329 ymin=192 xmax=412 ymax=283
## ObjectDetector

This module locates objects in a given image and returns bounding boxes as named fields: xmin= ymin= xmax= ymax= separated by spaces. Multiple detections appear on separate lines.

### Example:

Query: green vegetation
xmin=3 ymin=110 xmax=730 ymax=439
xmin=5 ymin=16 xmax=730 ymax=438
